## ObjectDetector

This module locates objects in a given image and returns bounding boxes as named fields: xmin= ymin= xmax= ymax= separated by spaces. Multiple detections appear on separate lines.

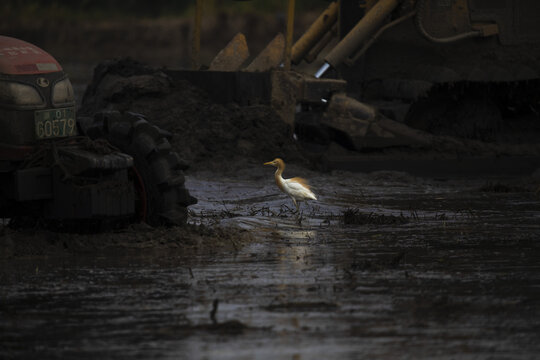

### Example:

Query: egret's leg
xmin=294 ymin=200 xmax=302 ymax=225
xmin=291 ymin=198 xmax=298 ymax=212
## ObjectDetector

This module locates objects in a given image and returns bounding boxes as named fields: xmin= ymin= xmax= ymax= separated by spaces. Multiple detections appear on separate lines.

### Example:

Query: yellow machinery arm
xmin=291 ymin=1 xmax=339 ymax=65
xmin=315 ymin=0 xmax=400 ymax=78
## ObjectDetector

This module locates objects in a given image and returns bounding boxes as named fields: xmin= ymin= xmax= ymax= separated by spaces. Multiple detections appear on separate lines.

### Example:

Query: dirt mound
xmin=80 ymin=58 xmax=306 ymax=173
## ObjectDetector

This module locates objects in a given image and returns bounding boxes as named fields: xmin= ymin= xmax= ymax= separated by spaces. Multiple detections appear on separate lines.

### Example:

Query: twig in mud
xmin=210 ymin=299 xmax=219 ymax=325
xmin=220 ymin=200 xmax=230 ymax=213
xmin=409 ymin=208 xmax=419 ymax=221
xmin=190 ymin=208 xmax=243 ymax=221
xmin=342 ymin=209 xmax=410 ymax=225
xmin=278 ymin=204 xmax=298 ymax=217
xmin=248 ymin=205 xmax=279 ymax=217
xmin=434 ymin=213 xmax=447 ymax=221
xmin=320 ymin=217 xmax=331 ymax=227
xmin=465 ymin=208 xmax=480 ymax=219
xmin=306 ymin=204 xmax=320 ymax=218
xmin=479 ymin=181 xmax=528 ymax=193
xmin=296 ymin=211 xmax=304 ymax=225
xmin=220 ymin=201 xmax=243 ymax=218
xmin=230 ymin=238 xmax=238 ymax=252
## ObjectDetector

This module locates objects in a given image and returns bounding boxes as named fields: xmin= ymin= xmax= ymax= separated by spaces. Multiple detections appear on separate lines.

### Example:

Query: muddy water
xmin=1 ymin=169 xmax=539 ymax=359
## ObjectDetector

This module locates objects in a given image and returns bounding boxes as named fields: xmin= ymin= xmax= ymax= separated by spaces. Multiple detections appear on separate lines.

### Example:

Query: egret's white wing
xmin=283 ymin=179 xmax=317 ymax=200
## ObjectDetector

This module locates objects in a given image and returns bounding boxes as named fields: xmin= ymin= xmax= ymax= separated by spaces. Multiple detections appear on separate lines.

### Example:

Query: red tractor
xmin=0 ymin=35 xmax=196 ymax=230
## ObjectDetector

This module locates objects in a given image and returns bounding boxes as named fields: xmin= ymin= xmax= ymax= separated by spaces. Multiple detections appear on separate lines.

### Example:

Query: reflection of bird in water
xmin=264 ymin=158 xmax=317 ymax=213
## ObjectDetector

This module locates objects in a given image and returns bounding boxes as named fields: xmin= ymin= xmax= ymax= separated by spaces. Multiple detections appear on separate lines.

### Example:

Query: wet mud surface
xmin=1 ymin=168 xmax=539 ymax=359
xmin=3 ymin=9 xmax=540 ymax=359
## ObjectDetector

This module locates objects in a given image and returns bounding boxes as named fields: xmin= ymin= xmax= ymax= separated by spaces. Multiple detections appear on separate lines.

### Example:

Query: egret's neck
xmin=274 ymin=162 xmax=285 ymax=177
xmin=274 ymin=164 xmax=285 ymax=189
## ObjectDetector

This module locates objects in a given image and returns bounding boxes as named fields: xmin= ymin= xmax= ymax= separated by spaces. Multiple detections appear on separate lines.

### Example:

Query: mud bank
xmin=0 ymin=223 xmax=252 ymax=259
xmin=80 ymin=58 xmax=306 ymax=173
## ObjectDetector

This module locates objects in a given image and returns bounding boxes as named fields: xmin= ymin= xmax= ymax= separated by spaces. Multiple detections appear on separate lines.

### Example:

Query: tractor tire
xmin=78 ymin=111 xmax=196 ymax=226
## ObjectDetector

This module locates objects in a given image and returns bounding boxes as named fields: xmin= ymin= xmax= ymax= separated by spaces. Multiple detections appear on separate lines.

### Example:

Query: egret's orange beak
xmin=264 ymin=161 xmax=274 ymax=166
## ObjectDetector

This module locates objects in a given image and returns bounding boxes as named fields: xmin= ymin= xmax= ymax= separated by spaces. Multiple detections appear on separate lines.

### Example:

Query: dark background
xmin=1 ymin=0 xmax=326 ymax=83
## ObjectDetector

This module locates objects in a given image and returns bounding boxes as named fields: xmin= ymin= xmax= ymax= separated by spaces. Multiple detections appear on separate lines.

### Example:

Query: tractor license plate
xmin=34 ymin=107 xmax=77 ymax=139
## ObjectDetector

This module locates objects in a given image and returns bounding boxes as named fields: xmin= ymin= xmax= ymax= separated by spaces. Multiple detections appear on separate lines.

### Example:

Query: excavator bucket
xmin=209 ymin=32 xmax=250 ymax=71
xmin=246 ymin=33 xmax=285 ymax=72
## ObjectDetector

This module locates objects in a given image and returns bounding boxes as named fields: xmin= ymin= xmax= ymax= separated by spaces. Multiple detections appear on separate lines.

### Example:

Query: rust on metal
xmin=209 ymin=33 xmax=250 ymax=71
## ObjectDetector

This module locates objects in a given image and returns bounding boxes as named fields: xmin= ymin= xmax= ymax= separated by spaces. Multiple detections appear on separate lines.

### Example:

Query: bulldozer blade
xmin=323 ymin=93 xmax=432 ymax=149
xmin=209 ymin=32 xmax=250 ymax=71
xmin=246 ymin=33 xmax=285 ymax=72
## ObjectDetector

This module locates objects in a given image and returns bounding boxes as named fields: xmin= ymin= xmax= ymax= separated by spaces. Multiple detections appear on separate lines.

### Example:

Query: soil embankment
xmin=80 ymin=58 xmax=307 ymax=173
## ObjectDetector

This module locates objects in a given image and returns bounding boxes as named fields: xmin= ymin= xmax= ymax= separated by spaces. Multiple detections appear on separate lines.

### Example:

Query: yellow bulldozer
xmin=169 ymin=0 xmax=540 ymax=173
